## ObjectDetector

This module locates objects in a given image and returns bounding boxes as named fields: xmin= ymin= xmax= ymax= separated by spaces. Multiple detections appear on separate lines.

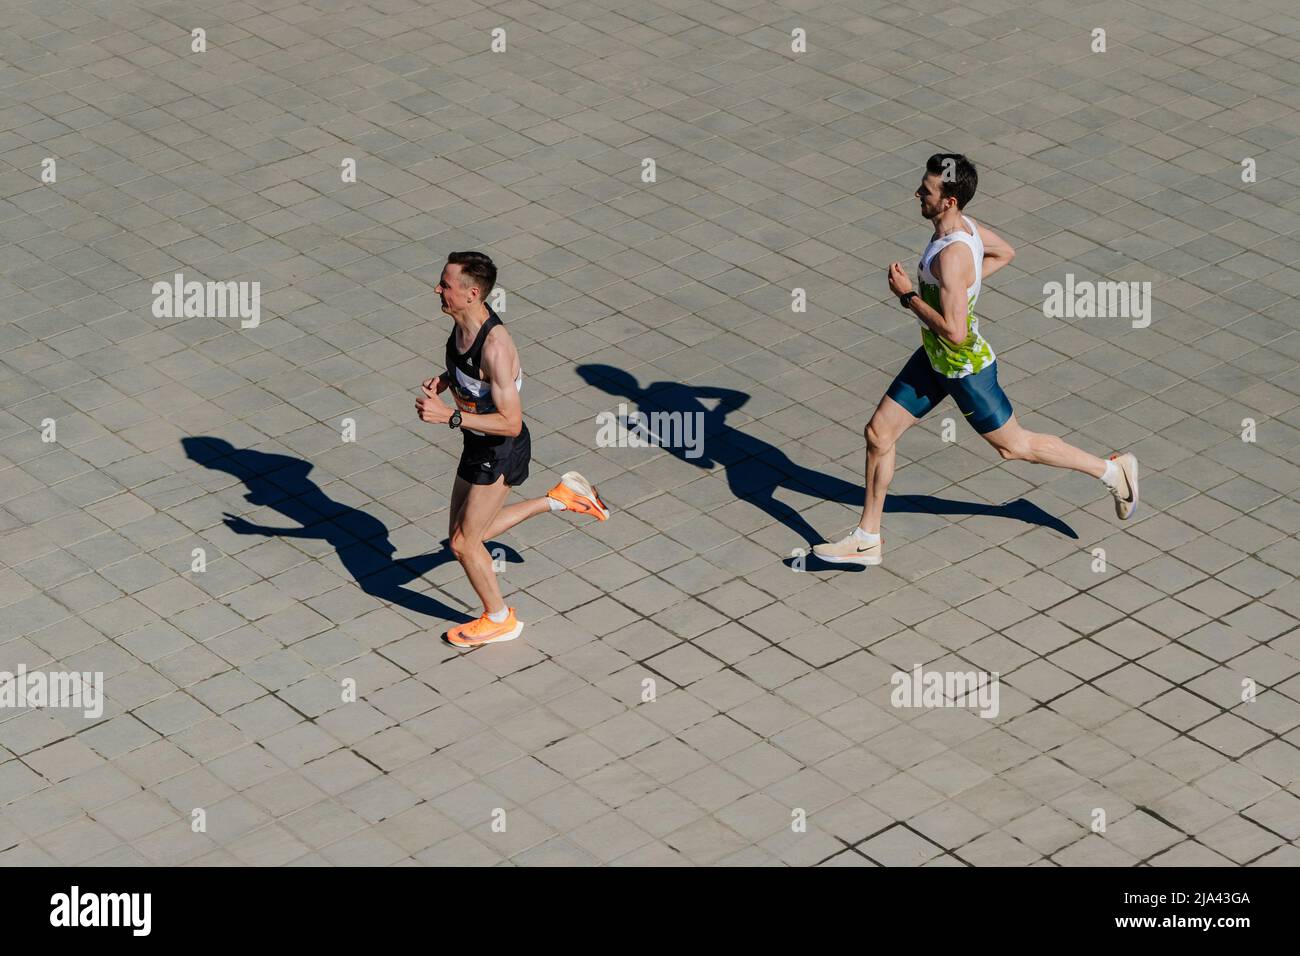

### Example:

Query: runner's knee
xmin=449 ymin=530 xmax=481 ymax=559
xmin=866 ymin=418 xmax=895 ymax=453
xmin=993 ymin=433 xmax=1032 ymax=461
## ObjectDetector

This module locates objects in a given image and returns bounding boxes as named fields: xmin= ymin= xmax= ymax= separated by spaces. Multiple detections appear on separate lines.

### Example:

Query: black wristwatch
xmin=899 ymin=291 xmax=918 ymax=309
xmin=448 ymin=409 xmax=461 ymax=429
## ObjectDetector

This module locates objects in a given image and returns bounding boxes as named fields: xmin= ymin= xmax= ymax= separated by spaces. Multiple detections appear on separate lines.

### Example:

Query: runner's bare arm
xmin=415 ymin=331 xmax=521 ymax=434
xmin=460 ymin=328 xmax=524 ymax=438
xmin=975 ymin=221 xmax=1015 ymax=278
xmin=888 ymin=246 xmax=972 ymax=346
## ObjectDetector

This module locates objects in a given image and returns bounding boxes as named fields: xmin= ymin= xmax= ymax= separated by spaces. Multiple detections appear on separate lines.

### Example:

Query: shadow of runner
xmin=578 ymin=364 xmax=1076 ymax=548
xmin=182 ymin=437 xmax=523 ymax=624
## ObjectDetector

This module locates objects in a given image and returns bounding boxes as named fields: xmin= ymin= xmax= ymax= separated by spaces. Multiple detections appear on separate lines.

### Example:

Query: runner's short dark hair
xmin=447 ymin=251 xmax=496 ymax=298
xmin=926 ymin=153 xmax=977 ymax=209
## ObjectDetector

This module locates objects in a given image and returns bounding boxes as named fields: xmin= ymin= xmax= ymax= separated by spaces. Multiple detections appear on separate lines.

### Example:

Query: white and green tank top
xmin=917 ymin=215 xmax=995 ymax=378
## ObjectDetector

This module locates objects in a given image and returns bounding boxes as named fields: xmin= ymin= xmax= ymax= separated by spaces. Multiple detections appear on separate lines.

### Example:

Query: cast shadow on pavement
xmin=182 ymin=436 xmax=525 ymax=624
xmin=577 ymin=364 xmax=1076 ymax=571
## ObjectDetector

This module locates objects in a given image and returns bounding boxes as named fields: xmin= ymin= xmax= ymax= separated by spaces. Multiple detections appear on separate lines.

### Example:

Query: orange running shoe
xmin=444 ymin=609 xmax=524 ymax=648
xmin=547 ymin=471 xmax=610 ymax=521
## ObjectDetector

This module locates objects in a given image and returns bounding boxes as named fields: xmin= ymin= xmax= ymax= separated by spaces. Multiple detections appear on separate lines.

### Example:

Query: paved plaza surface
xmin=1 ymin=0 xmax=1299 ymax=866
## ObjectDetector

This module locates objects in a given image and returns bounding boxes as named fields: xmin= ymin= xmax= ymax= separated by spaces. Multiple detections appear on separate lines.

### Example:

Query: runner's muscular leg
xmin=483 ymin=497 xmax=551 ymax=539
xmin=449 ymin=476 xmax=512 ymax=614
xmin=859 ymin=394 xmax=918 ymax=533
xmin=448 ymin=474 xmax=541 ymax=555
xmin=980 ymin=414 xmax=1106 ymax=477
xmin=448 ymin=475 xmax=472 ymax=542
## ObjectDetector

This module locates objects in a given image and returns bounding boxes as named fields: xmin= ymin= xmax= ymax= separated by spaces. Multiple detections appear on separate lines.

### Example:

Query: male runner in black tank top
xmin=417 ymin=252 xmax=610 ymax=647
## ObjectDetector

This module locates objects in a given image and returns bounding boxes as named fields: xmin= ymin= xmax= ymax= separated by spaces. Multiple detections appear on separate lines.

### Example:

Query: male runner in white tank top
xmin=416 ymin=252 xmax=610 ymax=645
xmin=813 ymin=154 xmax=1139 ymax=565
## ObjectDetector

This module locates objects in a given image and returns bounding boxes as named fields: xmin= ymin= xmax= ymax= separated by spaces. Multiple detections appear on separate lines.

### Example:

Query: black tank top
xmin=445 ymin=307 xmax=522 ymax=442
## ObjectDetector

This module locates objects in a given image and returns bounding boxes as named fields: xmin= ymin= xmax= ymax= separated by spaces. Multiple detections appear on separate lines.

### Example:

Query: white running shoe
xmin=812 ymin=532 xmax=884 ymax=566
xmin=1106 ymin=453 xmax=1139 ymax=520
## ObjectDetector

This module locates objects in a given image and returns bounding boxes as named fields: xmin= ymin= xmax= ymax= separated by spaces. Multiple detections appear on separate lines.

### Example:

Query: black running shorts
xmin=456 ymin=424 xmax=531 ymax=487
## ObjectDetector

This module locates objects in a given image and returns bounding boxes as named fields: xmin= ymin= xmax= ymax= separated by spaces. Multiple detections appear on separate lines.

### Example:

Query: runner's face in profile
xmin=436 ymin=264 xmax=475 ymax=314
xmin=915 ymin=173 xmax=949 ymax=221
